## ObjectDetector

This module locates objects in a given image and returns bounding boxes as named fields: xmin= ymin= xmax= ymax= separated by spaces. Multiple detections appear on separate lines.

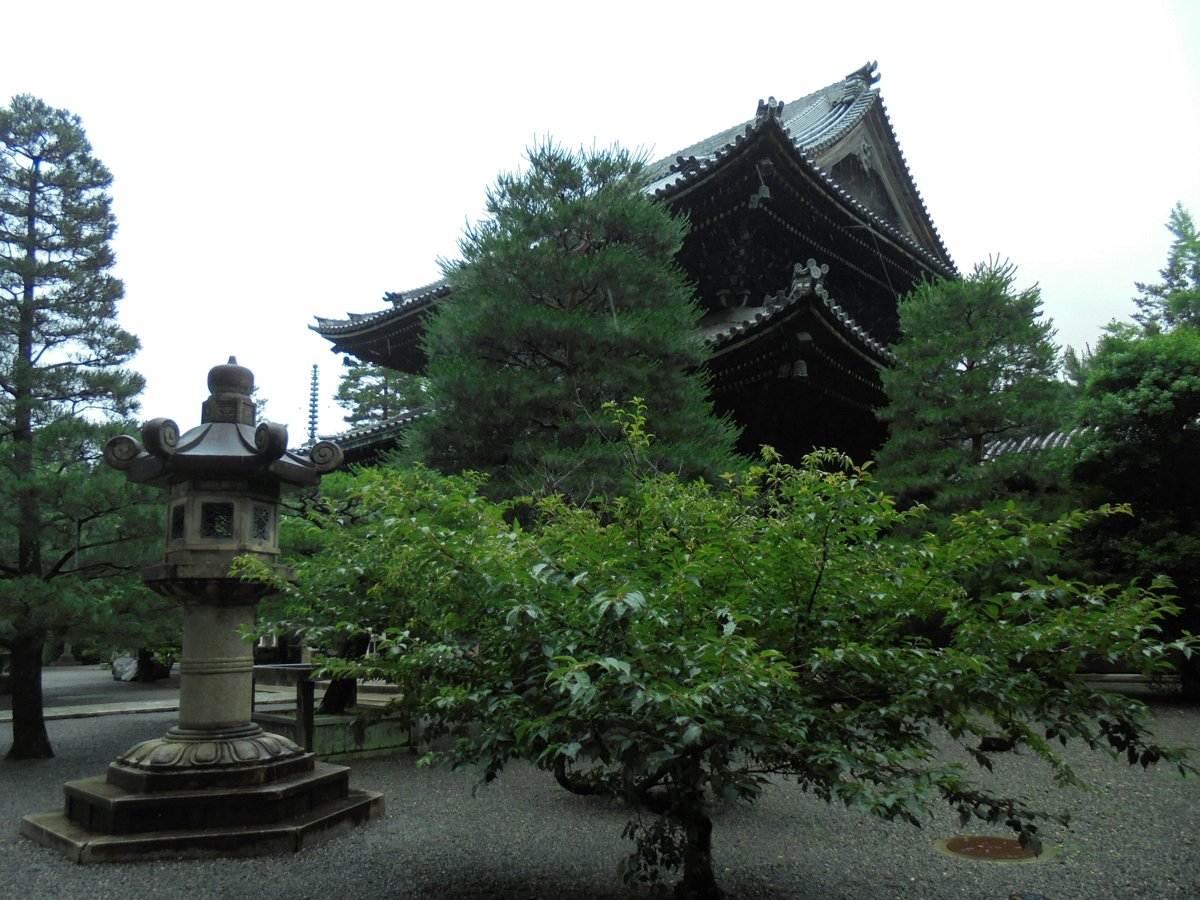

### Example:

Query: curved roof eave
xmin=702 ymin=260 xmax=895 ymax=367
xmin=645 ymin=62 xmax=954 ymax=275
xmin=324 ymin=407 xmax=429 ymax=450
xmin=312 ymin=279 xmax=450 ymax=338
xmin=647 ymin=104 xmax=954 ymax=278
xmin=314 ymin=62 xmax=955 ymax=340
xmin=865 ymin=97 xmax=956 ymax=272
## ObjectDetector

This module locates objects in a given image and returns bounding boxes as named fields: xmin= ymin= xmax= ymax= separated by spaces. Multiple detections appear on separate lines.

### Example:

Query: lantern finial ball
xmin=207 ymin=356 xmax=254 ymax=398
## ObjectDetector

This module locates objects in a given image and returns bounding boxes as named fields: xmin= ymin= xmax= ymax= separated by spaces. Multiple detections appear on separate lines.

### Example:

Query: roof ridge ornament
xmin=846 ymin=60 xmax=880 ymax=86
xmin=749 ymin=159 xmax=773 ymax=208
xmin=839 ymin=61 xmax=880 ymax=104
xmin=754 ymin=97 xmax=784 ymax=126
xmin=670 ymin=155 xmax=703 ymax=175
xmin=787 ymin=259 xmax=830 ymax=302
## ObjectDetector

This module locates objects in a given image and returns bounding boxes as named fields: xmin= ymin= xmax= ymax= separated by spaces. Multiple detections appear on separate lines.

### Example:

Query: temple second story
xmin=313 ymin=62 xmax=955 ymax=466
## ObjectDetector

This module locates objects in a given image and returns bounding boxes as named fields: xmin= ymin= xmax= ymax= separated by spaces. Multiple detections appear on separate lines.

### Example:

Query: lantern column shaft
xmin=178 ymin=602 xmax=256 ymax=731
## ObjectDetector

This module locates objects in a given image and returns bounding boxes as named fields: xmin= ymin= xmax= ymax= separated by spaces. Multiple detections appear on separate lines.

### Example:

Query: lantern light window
xmin=201 ymin=502 xmax=235 ymax=539
xmin=252 ymin=504 xmax=272 ymax=541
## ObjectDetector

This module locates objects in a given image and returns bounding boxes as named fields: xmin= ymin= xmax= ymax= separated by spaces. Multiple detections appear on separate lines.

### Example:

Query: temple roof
xmin=325 ymin=407 xmax=428 ymax=460
xmin=312 ymin=278 xmax=450 ymax=342
xmin=644 ymin=62 xmax=883 ymax=185
xmin=699 ymin=259 xmax=893 ymax=365
xmin=322 ymin=263 xmax=894 ymax=461
xmin=644 ymin=62 xmax=951 ymax=271
xmin=980 ymin=428 xmax=1093 ymax=462
xmin=313 ymin=62 xmax=951 ymax=361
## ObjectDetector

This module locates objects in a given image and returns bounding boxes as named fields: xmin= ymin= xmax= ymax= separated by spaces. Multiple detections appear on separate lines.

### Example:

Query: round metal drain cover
xmin=934 ymin=835 xmax=1059 ymax=864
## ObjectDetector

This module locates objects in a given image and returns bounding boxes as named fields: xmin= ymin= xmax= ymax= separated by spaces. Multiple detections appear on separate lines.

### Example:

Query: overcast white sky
xmin=4 ymin=1 xmax=1198 ymax=441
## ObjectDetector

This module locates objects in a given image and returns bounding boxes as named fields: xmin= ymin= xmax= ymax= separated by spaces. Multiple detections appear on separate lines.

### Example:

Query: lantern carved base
xmin=118 ymin=723 xmax=301 ymax=768
xmin=107 ymin=724 xmax=309 ymax=792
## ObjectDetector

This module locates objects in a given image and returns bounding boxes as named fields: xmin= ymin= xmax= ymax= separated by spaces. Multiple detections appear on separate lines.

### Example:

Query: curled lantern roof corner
xmin=103 ymin=360 xmax=343 ymax=490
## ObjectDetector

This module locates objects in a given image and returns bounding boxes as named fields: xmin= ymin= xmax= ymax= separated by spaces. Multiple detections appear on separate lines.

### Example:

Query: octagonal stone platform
xmin=21 ymin=758 xmax=382 ymax=863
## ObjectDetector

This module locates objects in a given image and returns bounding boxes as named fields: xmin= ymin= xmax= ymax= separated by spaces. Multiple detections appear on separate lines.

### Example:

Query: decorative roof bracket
xmin=787 ymin=259 xmax=831 ymax=302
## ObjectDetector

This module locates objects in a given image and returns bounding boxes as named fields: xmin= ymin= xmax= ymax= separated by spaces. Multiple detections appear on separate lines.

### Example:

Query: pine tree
xmin=1071 ymin=324 xmax=1200 ymax=695
xmin=1071 ymin=206 xmax=1200 ymax=696
xmin=875 ymin=259 xmax=1064 ymax=517
xmin=1133 ymin=203 xmax=1200 ymax=333
xmin=407 ymin=142 xmax=740 ymax=502
xmin=1 ymin=95 xmax=145 ymax=758
xmin=335 ymin=360 xmax=425 ymax=427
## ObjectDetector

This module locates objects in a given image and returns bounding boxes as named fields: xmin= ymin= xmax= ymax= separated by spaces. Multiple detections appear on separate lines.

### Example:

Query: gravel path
xmin=2 ymin=688 xmax=1198 ymax=899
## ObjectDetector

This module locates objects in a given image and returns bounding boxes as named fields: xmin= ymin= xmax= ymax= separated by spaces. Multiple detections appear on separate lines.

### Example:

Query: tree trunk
xmin=640 ymin=756 xmax=723 ymax=900
xmin=969 ymin=430 xmax=984 ymax=468
xmin=16 ymin=162 xmax=41 ymax=589
xmin=319 ymin=676 xmax=358 ymax=714
xmin=318 ymin=633 xmax=369 ymax=714
xmin=6 ymin=635 xmax=53 ymax=759
xmin=5 ymin=160 xmax=53 ymax=762
xmin=1179 ymin=606 xmax=1200 ymax=701
xmin=673 ymin=791 xmax=721 ymax=900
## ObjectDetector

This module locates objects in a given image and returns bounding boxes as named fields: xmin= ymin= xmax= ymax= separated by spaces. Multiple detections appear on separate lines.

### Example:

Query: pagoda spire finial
xmin=308 ymin=364 xmax=319 ymax=444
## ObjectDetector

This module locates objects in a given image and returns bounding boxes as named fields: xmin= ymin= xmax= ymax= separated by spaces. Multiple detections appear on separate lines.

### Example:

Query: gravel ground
xmin=2 ymin=689 xmax=1198 ymax=900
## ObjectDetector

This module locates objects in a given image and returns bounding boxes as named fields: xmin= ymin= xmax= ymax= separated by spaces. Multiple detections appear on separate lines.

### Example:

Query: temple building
xmin=313 ymin=62 xmax=956 ymax=465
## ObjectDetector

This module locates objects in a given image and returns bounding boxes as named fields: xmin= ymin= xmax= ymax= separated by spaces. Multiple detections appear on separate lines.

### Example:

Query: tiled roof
xmin=644 ymin=62 xmax=951 ymax=275
xmin=313 ymin=62 xmax=949 ymax=340
xmin=323 ymin=407 xmax=429 ymax=456
xmin=980 ymin=428 xmax=1093 ymax=462
xmin=643 ymin=62 xmax=880 ymax=190
xmin=870 ymin=92 xmax=952 ymax=269
xmin=699 ymin=259 xmax=893 ymax=363
xmin=313 ymin=280 xmax=450 ymax=337
xmin=382 ymin=279 xmax=452 ymax=310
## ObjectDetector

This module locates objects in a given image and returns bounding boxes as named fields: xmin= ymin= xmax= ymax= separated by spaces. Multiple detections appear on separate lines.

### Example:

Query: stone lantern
xmin=22 ymin=359 xmax=382 ymax=862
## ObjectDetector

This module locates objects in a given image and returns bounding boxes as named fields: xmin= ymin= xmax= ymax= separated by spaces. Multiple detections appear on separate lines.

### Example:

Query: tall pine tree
xmin=875 ymin=259 xmax=1064 ymax=517
xmin=335 ymin=360 xmax=426 ymax=427
xmin=1071 ymin=206 xmax=1200 ymax=696
xmin=407 ymin=143 xmax=740 ymax=502
xmin=1 ymin=95 xmax=145 ymax=758
xmin=1133 ymin=203 xmax=1200 ymax=333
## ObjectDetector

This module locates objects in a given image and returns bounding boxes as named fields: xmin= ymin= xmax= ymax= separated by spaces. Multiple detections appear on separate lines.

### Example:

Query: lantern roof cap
xmin=103 ymin=359 xmax=342 ymax=489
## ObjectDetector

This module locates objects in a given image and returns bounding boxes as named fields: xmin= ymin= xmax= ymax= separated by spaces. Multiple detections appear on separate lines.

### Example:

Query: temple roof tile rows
xmin=326 ymin=407 xmax=429 ymax=455
xmin=643 ymin=62 xmax=878 ymax=187
xmin=312 ymin=63 xmax=960 ymax=463
xmin=981 ymin=428 xmax=1094 ymax=462
xmin=314 ymin=63 xmax=950 ymax=344
xmin=643 ymin=62 xmax=952 ymax=275
xmin=313 ymin=279 xmax=449 ymax=337
xmin=699 ymin=260 xmax=894 ymax=365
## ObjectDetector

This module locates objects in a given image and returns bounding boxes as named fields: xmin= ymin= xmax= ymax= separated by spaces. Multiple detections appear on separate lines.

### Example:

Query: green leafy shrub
xmin=245 ymin=405 xmax=1194 ymax=899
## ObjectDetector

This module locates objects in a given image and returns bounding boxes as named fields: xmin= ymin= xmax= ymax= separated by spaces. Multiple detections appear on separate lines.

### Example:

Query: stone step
xmin=64 ymin=761 xmax=354 ymax=834
xmin=21 ymin=788 xmax=384 ymax=864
